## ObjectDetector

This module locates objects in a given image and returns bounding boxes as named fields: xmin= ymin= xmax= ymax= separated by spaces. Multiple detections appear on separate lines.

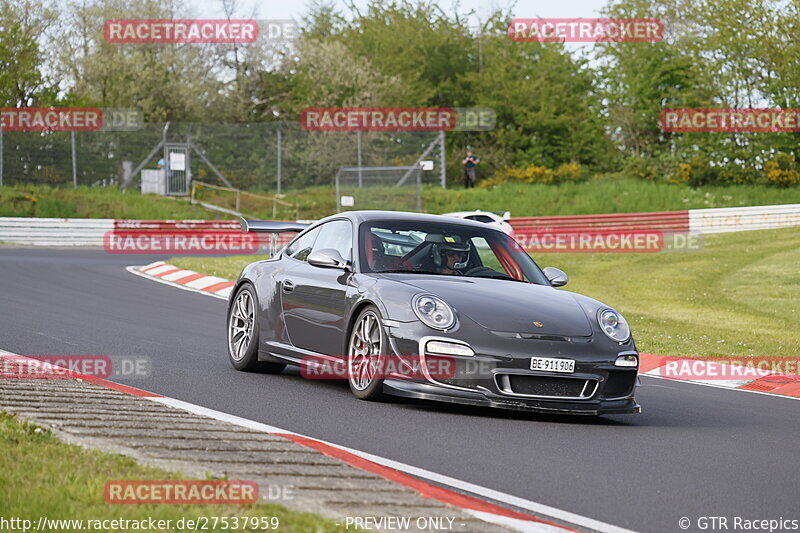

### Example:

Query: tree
xmin=56 ymin=0 xmax=219 ymax=122
xmin=0 ymin=0 xmax=58 ymax=107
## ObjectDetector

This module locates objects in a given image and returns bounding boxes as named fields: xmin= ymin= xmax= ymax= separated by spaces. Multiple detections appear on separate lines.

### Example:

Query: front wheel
xmin=347 ymin=306 xmax=387 ymax=400
xmin=227 ymin=283 xmax=286 ymax=373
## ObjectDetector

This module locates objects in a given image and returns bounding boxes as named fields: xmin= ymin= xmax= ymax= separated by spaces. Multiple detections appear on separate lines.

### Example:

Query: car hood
xmin=380 ymin=274 xmax=593 ymax=337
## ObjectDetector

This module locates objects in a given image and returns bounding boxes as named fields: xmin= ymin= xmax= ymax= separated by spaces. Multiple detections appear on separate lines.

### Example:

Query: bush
xmin=480 ymin=162 xmax=585 ymax=188
xmin=478 ymin=173 xmax=510 ymax=188
xmin=507 ymin=164 xmax=555 ymax=184
xmin=676 ymin=163 xmax=692 ymax=184
xmin=764 ymin=153 xmax=800 ymax=187
xmin=672 ymin=156 xmax=722 ymax=187
xmin=553 ymin=162 xmax=584 ymax=183
xmin=625 ymin=157 xmax=660 ymax=182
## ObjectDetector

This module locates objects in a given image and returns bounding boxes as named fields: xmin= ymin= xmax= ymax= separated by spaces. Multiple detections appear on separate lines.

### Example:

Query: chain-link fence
xmin=0 ymin=122 xmax=446 ymax=196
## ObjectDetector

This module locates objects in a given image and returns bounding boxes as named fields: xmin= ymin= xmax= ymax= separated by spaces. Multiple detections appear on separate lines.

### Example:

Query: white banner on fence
xmin=688 ymin=204 xmax=800 ymax=234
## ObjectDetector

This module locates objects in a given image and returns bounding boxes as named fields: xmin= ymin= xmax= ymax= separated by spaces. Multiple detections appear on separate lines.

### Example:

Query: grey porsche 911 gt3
xmin=227 ymin=211 xmax=640 ymax=415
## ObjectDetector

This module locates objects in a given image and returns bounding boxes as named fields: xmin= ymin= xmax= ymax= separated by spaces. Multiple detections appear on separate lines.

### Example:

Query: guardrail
xmin=510 ymin=210 xmax=689 ymax=234
xmin=0 ymin=217 xmax=114 ymax=246
xmin=509 ymin=203 xmax=800 ymax=236
xmin=2 ymin=203 xmax=799 ymax=247
xmin=688 ymin=204 xmax=800 ymax=234
xmin=0 ymin=218 xmax=292 ymax=249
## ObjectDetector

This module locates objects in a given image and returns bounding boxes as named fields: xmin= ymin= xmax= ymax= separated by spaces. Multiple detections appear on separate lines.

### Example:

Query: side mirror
xmin=543 ymin=267 xmax=568 ymax=287
xmin=308 ymin=249 xmax=350 ymax=270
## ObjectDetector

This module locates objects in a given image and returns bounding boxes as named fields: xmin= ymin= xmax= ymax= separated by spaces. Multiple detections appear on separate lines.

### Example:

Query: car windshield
xmin=359 ymin=220 xmax=549 ymax=284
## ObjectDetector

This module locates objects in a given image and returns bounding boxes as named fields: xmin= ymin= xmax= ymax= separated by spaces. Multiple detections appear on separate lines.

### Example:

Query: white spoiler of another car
xmin=240 ymin=218 xmax=309 ymax=233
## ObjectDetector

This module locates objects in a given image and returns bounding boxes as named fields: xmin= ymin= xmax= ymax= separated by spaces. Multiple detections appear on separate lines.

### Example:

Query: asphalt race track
xmin=2 ymin=247 xmax=798 ymax=532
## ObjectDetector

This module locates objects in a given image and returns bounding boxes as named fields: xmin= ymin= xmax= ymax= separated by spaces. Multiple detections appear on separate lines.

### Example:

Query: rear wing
xmin=240 ymin=218 xmax=309 ymax=233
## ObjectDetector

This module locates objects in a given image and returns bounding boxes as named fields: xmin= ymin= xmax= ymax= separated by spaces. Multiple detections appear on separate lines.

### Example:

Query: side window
xmin=312 ymin=220 xmax=353 ymax=261
xmin=285 ymin=226 xmax=321 ymax=262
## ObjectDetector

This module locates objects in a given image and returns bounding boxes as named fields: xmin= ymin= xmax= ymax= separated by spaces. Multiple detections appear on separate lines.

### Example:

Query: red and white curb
xmin=128 ymin=261 xmax=232 ymax=300
xmin=0 ymin=350 xmax=630 ymax=533
xmin=639 ymin=353 xmax=800 ymax=400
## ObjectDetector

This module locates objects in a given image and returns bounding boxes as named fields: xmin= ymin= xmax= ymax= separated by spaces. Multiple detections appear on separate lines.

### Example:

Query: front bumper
xmin=383 ymin=379 xmax=641 ymax=415
xmin=383 ymin=319 xmax=641 ymax=415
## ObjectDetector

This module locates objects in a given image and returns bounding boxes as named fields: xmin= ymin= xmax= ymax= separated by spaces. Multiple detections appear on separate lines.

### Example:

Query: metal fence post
xmin=439 ymin=131 xmax=446 ymax=189
xmin=276 ymin=127 xmax=282 ymax=194
xmin=417 ymin=168 xmax=422 ymax=212
xmin=71 ymin=131 xmax=77 ymax=188
xmin=0 ymin=125 xmax=4 ymax=187
xmin=357 ymin=131 xmax=363 ymax=187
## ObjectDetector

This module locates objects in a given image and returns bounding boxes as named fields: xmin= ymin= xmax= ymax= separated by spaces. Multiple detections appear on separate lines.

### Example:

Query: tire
xmin=227 ymin=283 xmax=286 ymax=373
xmin=346 ymin=305 xmax=387 ymax=400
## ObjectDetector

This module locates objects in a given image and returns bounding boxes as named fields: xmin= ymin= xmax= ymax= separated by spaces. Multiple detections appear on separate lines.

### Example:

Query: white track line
xmin=126 ymin=264 xmax=800 ymax=528
xmin=640 ymin=374 xmax=800 ymax=402
xmin=1 ymin=347 xmax=631 ymax=533
xmin=153 ymin=396 xmax=634 ymax=533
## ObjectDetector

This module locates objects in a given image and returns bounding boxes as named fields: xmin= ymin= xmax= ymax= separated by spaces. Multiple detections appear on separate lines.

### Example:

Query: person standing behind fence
xmin=462 ymin=150 xmax=479 ymax=188
xmin=157 ymin=157 xmax=171 ymax=179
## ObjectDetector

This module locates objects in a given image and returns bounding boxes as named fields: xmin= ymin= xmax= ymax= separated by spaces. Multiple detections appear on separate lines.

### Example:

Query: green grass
xmin=0 ymin=185 xmax=229 ymax=219
xmin=0 ymin=411 xmax=346 ymax=533
xmin=170 ymin=226 xmax=800 ymax=359
xmin=541 ymin=226 xmax=800 ymax=358
xmin=272 ymin=177 xmax=800 ymax=219
xmin=170 ymin=255 xmax=266 ymax=281
xmin=5 ymin=178 xmax=800 ymax=220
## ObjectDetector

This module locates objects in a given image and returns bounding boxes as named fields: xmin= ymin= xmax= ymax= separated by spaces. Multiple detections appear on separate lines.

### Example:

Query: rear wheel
xmin=347 ymin=306 xmax=387 ymax=400
xmin=227 ymin=283 xmax=286 ymax=373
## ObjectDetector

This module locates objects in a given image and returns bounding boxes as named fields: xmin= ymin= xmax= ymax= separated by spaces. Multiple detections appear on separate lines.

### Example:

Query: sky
xmin=192 ymin=0 xmax=609 ymax=25
xmin=191 ymin=0 xmax=611 ymax=58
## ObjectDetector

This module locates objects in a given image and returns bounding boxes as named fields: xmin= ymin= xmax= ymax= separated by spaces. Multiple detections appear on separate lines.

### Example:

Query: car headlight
xmin=598 ymin=308 xmax=630 ymax=342
xmin=413 ymin=295 xmax=455 ymax=330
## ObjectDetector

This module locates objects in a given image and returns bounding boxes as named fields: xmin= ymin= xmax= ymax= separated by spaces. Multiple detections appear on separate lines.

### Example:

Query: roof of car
xmin=324 ymin=210 xmax=501 ymax=231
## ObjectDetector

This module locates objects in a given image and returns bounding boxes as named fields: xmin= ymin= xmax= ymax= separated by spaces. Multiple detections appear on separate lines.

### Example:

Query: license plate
xmin=530 ymin=357 xmax=575 ymax=374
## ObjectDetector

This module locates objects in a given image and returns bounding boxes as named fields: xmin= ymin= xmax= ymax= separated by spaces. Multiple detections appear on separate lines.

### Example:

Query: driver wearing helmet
xmin=431 ymin=236 xmax=470 ymax=275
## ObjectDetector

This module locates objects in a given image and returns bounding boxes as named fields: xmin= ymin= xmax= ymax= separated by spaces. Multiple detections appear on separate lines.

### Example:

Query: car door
xmin=281 ymin=219 xmax=353 ymax=355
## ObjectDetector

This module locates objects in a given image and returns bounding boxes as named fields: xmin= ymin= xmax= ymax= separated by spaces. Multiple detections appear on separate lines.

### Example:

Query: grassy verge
xmin=169 ymin=255 xmax=265 ymax=281
xmin=539 ymin=226 xmax=800 ymax=358
xmin=0 ymin=185 xmax=228 ymax=219
xmin=4 ymin=178 xmax=800 ymax=220
xmin=0 ymin=411 xmax=345 ymax=532
xmin=273 ymin=177 xmax=800 ymax=219
xmin=170 ymin=226 xmax=800 ymax=359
